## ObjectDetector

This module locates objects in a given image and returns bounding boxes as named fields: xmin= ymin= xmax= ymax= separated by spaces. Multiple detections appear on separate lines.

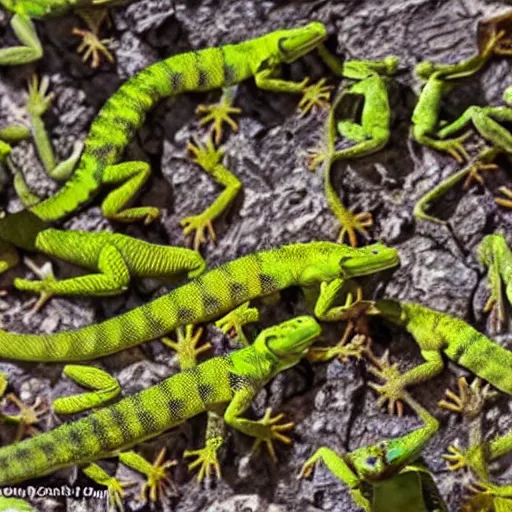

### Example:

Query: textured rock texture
xmin=1 ymin=0 xmax=512 ymax=510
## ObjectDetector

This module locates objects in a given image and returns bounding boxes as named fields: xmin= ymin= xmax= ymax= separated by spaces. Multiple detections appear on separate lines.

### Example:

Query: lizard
xmin=0 ymin=76 xmax=206 ymax=306
xmin=0 ymin=0 xmax=131 ymax=67
xmin=306 ymin=56 xmax=399 ymax=247
xmin=361 ymin=299 xmax=512 ymax=415
xmin=0 ymin=22 xmax=338 ymax=278
xmin=476 ymin=234 xmax=512 ymax=332
xmin=410 ymin=29 xmax=503 ymax=162
xmin=0 ymin=315 xmax=322 ymax=508
xmin=299 ymin=389 xmax=447 ymax=511
xmin=0 ymin=240 xmax=400 ymax=362
xmin=438 ymin=376 xmax=512 ymax=511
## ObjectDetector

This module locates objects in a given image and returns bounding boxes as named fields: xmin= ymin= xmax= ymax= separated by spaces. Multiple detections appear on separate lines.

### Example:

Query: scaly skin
xmin=0 ymin=0 xmax=129 ymax=66
xmin=0 ymin=316 xmax=321 ymax=489
xmin=372 ymin=300 xmax=512 ymax=410
xmin=308 ymin=57 xmax=398 ymax=247
xmin=0 ymin=23 xmax=332 ymax=275
xmin=0 ymin=241 xmax=399 ymax=361
xmin=439 ymin=377 xmax=512 ymax=511
xmin=477 ymin=234 xmax=512 ymax=331
xmin=411 ymin=31 xmax=502 ymax=161
xmin=299 ymin=392 xmax=447 ymax=511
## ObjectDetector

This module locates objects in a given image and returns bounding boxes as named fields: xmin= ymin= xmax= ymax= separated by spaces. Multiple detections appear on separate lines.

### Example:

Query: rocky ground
xmin=1 ymin=0 xmax=512 ymax=510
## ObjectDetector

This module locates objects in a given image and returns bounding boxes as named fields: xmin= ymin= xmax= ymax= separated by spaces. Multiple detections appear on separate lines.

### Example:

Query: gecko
xmin=0 ymin=0 xmax=131 ymax=67
xmin=299 ymin=390 xmax=447 ymax=511
xmin=307 ymin=57 xmax=398 ymax=247
xmin=411 ymin=29 xmax=502 ymax=162
xmin=439 ymin=376 xmax=512 ymax=511
xmin=0 ymin=316 xmax=321 ymax=507
xmin=365 ymin=299 xmax=512 ymax=415
xmin=0 ymin=22 xmax=336 ymax=278
xmin=0 ymin=241 xmax=399 ymax=361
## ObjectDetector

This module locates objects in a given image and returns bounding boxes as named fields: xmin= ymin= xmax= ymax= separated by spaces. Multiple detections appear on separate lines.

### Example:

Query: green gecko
xmin=0 ymin=241 xmax=399 ymax=361
xmin=307 ymin=57 xmax=398 ymax=247
xmin=0 ymin=22 xmax=335 ymax=277
xmin=477 ymin=234 xmax=512 ymax=332
xmin=0 ymin=0 xmax=129 ymax=67
xmin=411 ymin=30 xmax=502 ymax=162
xmin=439 ymin=376 xmax=512 ymax=511
xmin=366 ymin=299 xmax=512 ymax=415
xmin=299 ymin=391 xmax=447 ymax=511
xmin=0 ymin=316 xmax=321 ymax=508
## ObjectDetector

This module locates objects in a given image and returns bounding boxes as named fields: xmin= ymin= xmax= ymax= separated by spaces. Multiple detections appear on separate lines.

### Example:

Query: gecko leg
xmin=2 ymin=393 xmax=49 ymax=441
xmin=73 ymin=8 xmax=114 ymax=68
xmin=495 ymin=186 xmax=512 ymax=208
xmin=215 ymin=301 xmax=260 ymax=346
xmin=161 ymin=325 xmax=211 ymax=370
xmin=180 ymin=137 xmax=241 ymax=251
xmin=297 ymin=78 xmax=334 ymax=117
xmin=52 ymin=365 xmax=121 ymax=414
xmin=83 ymin=462 xmax=135 ymax=512
xmin=119 ymin=448 xmax=178 ymax=503
xmin=0 ymin=14 xmax=42 ymax=66
xmin=196 ymin=86 xmax=242 ymax=144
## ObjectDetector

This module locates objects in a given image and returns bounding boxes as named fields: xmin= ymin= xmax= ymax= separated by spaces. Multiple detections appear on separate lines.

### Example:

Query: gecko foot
xmin=495 ymin=186 xmax=512 ymax=209
xmin=367 ymin=350 xmax=406 ymax=417
xmin=184 ymin=435 xmax=223 ymax=482
xmin=438 ymin=377 xmax=496 ymax=418
xmin=305 ymin=146 xmax=329 ymax=171
xmin=26 ymin=75 xmax=55 ymax=118
xmin=14 ymin=257 xmax=57 ymax=313
xmin=250 ymin=407 xmax=294 ymax=462
xmin=2 ymin=393 xmax=49 ymax=441
xmin=336 ymin=209 xmax=373 ymax=248
xmin=215 ymin=302 xmax=259 ymax=347
xmin=297 ymin=78 xmax=333 ymax=117
xmin=72 ymin=28 xmax=114 ymax=68
xmin=432 ymin=132 xmax=472 ymax=163
xmin=162 ymin=325 xmax=211 ymax=370
xmin=196 ymin=101 xmax=241 ymax=145
xmin=138 ymin=448 xmax=178 ymax=503
xmin=442 ymin=444 xmax=470 ymax=472
xmin=462 ymin=162 xmax=499 ymax=190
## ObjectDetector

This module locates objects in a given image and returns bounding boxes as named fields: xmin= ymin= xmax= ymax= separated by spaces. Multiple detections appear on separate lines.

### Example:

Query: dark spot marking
xmin=68 ymin=429 xmax=85 ymax=453
xmin=451 ymin=343 xmax=466 ymax=363
xmin=39 ymin=441 xmax=56 ymax=461
xmin=89 ymin=144 xmax=116 ymax=161
xmin=258 ymin=273 xmax=277 ymax=294
xmin=202 ymin=294 xmax=222 ymax=315
xmin=132 ymin=394 xmax=159 ymax=434
xmin=141 ymin=306 xmax=167 ymax=336
xmin=198 ymin=68 xmax=209 ymax=89
xmin=89 ymin=416 xmax=110 ymax=450
xmin=168 ymin=398 xmax=186 ymax=420
xmin=170 ymin=71 xmax=184 ymax=92
xmin=198 ymin=384 xmax=215 ymax=404
xmin=111 ymin=407 xmax=130 ymax=443
xmin=228 ymin=372 xmax=246 ymax=391
xmin=228 ymin=282 xmax=248 ymax=304
xmin=177 ymin=307 xmax=196 ymax=323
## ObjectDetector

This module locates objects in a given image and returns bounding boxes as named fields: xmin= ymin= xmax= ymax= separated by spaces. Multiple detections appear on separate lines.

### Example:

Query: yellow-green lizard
xmin=299 ymin=391 xmax=447 ymax=511
xmin=439 ymin=376 xmax=512 ymax=511
xmin=0 ymin=0 xmax=130 ymax=67
xmin=0 ymin=241 xmax=399 ymax=361
xmin=411 ymin=30 xmax=502 ymax=162
xmin=307 ymin=57 xmax=398 ymax=247
xmin=477 ymin=234 xmax=512 ymax=332
xmin=0 ymin=316 xmax=321 ymax=504
xmin=0 ymin=22 xmax=335 ymax=278
xmin=364 ymin=299 xmax=512 ymax=414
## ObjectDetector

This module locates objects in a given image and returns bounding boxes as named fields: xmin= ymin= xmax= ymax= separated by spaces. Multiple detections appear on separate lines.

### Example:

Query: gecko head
xmin=273 ymin=22 xmax=327 ymax=63
xmin=254 ymin=316 xmax=321 ymax=371
xmin=339 ymin=243 xmax=400 ymax=278
xmin=349 ymin=443 xmax=389 ymax=481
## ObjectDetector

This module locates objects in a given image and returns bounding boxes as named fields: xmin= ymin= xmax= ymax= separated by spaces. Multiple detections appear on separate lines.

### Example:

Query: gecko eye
xmin=365 ymin=456 xmax=378 ymax=466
